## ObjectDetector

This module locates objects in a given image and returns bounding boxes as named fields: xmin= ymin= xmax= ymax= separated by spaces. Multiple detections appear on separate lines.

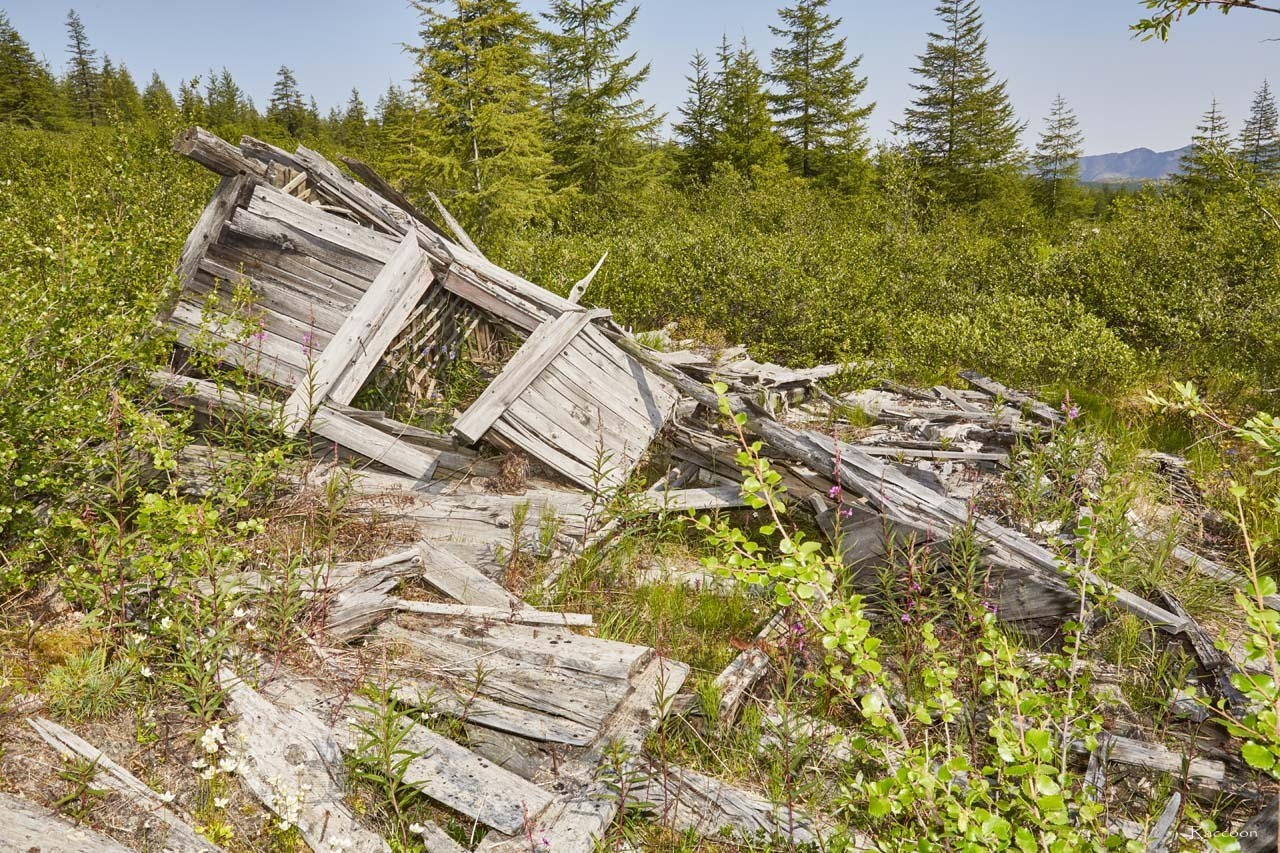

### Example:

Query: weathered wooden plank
xmin=393 ymin=600 xmax=591 ymax=626
xmin=162 ymin=173 xmax=249 ymax=325
xmin=415 ymin=539 xmax=524 ymax=609
xmin=959 ymin=370 xmax=1063 ymax=427
xmin=222 ymin=674 xmax=393 ymax=853
xmin=428 ymin=190 xmax=485 ymax=258
xmin=247 ymin=183 xmax=401 ymax=265
xmin=443 ymin=264 xmax=549 ymax=331
xmin=0 ymin=792 xmax=135 ymax=853
xmin=338 ymin=154 xmax=450 ymax=239
xmin=391 ymin=679 xmax=597 ymax=746
xmin=852 ymin=444 xmax=1008 ymax=465
xmin=27 ymin=718 xmax=224 ymax=853
xmin=1236 ymin=795 xmax=1280 ymax=853
xmin=283 ymin=234 xmax=426 ymax=429
xmin=568 ymin=252 xmax=607 ymax=305
xmin=454 ymin=309 xmax=608 ymax=444
xmin=713 ymin=612 xmax=787 ymax=722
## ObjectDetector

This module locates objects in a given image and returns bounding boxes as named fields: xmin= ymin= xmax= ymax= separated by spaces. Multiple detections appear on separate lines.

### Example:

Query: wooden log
xmin=428 ymin=190 xmax=486 ymax=258
xmin=1154 ymin=589 xmax=1248 ymax=719
xmin=712 ymin=612 xmax=787 ymax=723
xmin=161 ymin=173 xmax=250 ymax=325
xmin=222 ymin=674 xmax=393 ymax=852
xmin=174 ymin=126 xmax=267 ymax=179
xmin=1147 ymin=792 xmax=1182 ymax=853
xmin=453 ymin=309 xmax=608 ymax=444
xmin=338 ymin=154 xmax=450 ymax=239
xmin=0 ymin=792 xmax=135 ymax=853
xmin=392 ymin=600 xmax=591 ymax=626
xmin=959 ymin=369 xmax=1063 ymax=427
xmin=851 ymin=444 xmax=1008 ymax=465
xmin=27 ymin=718 xmax=224 ymax=853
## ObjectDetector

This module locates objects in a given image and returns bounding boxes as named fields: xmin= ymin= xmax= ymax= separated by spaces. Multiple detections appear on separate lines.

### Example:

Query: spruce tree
xmin=64 ymin=9 xmax=99 ymax=124
xmin=339 ymin=87 xmax=369 ymax=147
xmin=673 ymin=50 xmax=718 ymax=182
xmin=205 ymin=68 xmax=252 ymax=131
xmin=1177 ymin=98 xmax=1232 ymax=193
xmin=0 ymin=12 xmax=58 ymax=127
xmin=768 ymin=0 xmax=873 ymax=185
xmin=141 ymin=71 xmax=176 ymax=116
xmin=408 ymin=0 xmax=555 ymax=239
xmin=1236 ymin=80 xmax=1280 ymax=175
xmin=1031 ymin=94 xmax=1084 ymax=217
xmin=542 ymin=0 xmax=659 ymax=200
xmin=714 ymin=37 xmax=783 ymax=175
xmin=100 ymin=57 xmax=141 ymax=122
xmin=178 ymin=76 xmax=205 ymax=125
xmin=267 ymin=65 xmax=307 ymax=136
xmin=896 ymin=0 xmax=1024 ymax=203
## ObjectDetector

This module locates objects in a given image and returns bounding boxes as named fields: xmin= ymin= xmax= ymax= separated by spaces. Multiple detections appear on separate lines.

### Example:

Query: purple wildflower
xmin=828 ymin=485 xmax=841 ymax=499
xmin=900 ymin=613 xmax=911 ymax=624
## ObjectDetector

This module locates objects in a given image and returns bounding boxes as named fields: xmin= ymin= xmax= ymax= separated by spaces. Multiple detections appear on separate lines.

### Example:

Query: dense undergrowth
xmin=2 ymin=116 xmax=1280 ymax=851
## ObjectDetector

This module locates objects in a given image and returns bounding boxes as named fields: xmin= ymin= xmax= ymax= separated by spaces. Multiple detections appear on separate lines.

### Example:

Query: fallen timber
xmin=117 ymin=126 xmax=1277 ymax=850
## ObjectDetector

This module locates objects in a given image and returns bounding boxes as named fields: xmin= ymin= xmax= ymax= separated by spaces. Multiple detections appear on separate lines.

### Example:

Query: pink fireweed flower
xmin=827 ymin=485 xmax=841 ymax=499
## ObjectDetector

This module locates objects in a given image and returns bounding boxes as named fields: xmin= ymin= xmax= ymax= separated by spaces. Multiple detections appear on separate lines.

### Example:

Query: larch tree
xmin=0 ymin=12 xmax=59 ymax=127
xmin=1236 ymin=80 xmax=1280 ymax=174
xmin=408 ymin=0 xmax=556 ymax=240
xmin=895 ymin=0 xmax=1024 ymax=203
xmin=542 ymin=0 xmax=660 ymax=200
xmin=1031 ymin=94 xmax=1084 ymax=217
xmin=267 ymin=65 xmax=308 ymax=137
xmin=714 ymin=37 xmax=783 ymax=175
xmin=768 ymin=0 xmax=873 ymax=186
xmin=64 ymin=9 xmax=100 ymax=124
xmin=673 ymin=50 xmax=719 ymax=182
xmin=1177 ymin=98 xmax=1232 ymax=193
xmin=141 ymin=71 xmax=176 ymax=116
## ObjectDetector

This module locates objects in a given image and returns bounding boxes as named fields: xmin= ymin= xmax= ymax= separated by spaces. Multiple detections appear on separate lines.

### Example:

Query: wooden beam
xmin=959 ymin=369 xmax=1063 ymax=427
xmin=453 ymin=308 xmax=609 ymax=444
xmin=0 ymin=792 xmax=134 ymax=853
xmin=173 ymin=126 xmax=266 ymax=179
xmin=282 ymin=233 xmax=428 ymax=430
xmin=160 ymin=173 xmax=248 ymax=325
xmin=568 ymin=252 xmax=607 ymax=304
xmin=428 ymin=190 xmax=486 ymax=258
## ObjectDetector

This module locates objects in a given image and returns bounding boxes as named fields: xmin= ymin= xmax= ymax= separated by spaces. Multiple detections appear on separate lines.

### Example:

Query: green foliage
xmin=0 ymin=11 xmax=60 ymax=128
xmin=41 ymin=647 xmax=138 ymax=721
xmin=1032 ymin=95 xmax=1087 ymax=221
xmin=63 ymin=10 xmax=100 ymax=125
xmin=1176 ymin=98 xmax=1233 ymax=195
xmin=1237 ymin=79 xmax=1280 ymax=174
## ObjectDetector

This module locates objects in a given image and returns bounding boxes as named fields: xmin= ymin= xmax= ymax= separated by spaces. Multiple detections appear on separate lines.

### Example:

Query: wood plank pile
xmin=9 ymin=127 xmax=1264 ymax=850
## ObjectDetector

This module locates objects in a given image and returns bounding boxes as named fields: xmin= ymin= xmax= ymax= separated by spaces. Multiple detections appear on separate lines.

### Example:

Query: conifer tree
xmin=408 ymin=0 xmax=555 ymax=239
xmin=205 ymin=67 xmax=253 ymax=131
xmin=1177 ymin=98 xmax=1232 ymax=193
xmin=178 ymin=75 xmax=205 ymax=125
xmin=0 ymin=12 xmax=58 ymax=127
xmin=64 ymin=9 xmax=99 ymax=124
xmin=714 ymin=37 xmax=783 ymax=175
xmin=267 ymin=65 xmax=307 ymax=136
xmin=768 ymin=0 xmax=873 ymax=184
xmin=141 ymin=71 xmax=176 ymax=116
xmin=1031 ymin=94 xmax=1084 ymax=217
xmin=673 ymin=50 xmax=718 ymax=182
xmin=896 ymin=0 xmax=1024 ymax=203
xmin=542 ymin=0 xmax=659 ymax=199
xmin=339 ymin=87 xmax=369 ymax=147
xmin=100 ymin=57 xmax=141 ymax=121
xmin=1236 ymin=80 xmax=1280 ymax=175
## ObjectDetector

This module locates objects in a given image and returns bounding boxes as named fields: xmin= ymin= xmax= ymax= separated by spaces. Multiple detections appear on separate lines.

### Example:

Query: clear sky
xmin=3 ymin=0 xmax=1276 ymax=154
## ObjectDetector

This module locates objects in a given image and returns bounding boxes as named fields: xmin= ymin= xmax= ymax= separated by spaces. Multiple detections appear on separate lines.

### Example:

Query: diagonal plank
xmin=284 ymin=232 xmax=429 ymax=431
xmin=453 ymin=308 xmax=610 ymax=444
xmin=0 ymin=792 xmax=135 ymax=853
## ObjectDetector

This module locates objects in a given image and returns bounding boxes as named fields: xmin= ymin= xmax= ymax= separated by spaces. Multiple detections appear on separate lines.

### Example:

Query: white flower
xmin=408 ymin=824 xmax=426 ymax=835
xmin=140 ymin=665 xmax=153 ymax=678
xmin=157 ymin=791 xmax=175 ymax=804
xmin=218 ymin=757 xmax=238 ymax=774
xmin=191 ymin=757 xmax=208 ymax=770
xmin=233 ymin=607 xmax=247 ymax=619
xmin=200 ymin=724 xmax=225 ymax=754
xmin=213 ymin=796 xmax=229 ymax=809
xmin=199 ymin=766 xmax=216 ymax=781
xmin=157 ymin=616 xmax=172 ymax=631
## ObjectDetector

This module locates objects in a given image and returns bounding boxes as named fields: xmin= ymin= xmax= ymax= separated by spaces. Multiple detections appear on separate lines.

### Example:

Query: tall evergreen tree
xmin=205 ymin=67 xmax=253 ymax=131
xmin=714 ymin=37 xmax=783 ymax=175
xmin=1177 ymin=98 xmax=1232 ymax=193
xmin=673 ymin=50 xmax=718 ymax=182
xmin=768 ymin=0 xmax=873 ymax=185
xmin=178 ymin=75 xmax=205 ymax=125
xmin=1031 ymin=94 xmax=1084 ymax=217
xmin=338 ymin=87 xmax=369 ymax=147
xmin=267 ymin=65 xmax=307 ymax=136
xmin=100 ymin=56 xmax=140 ymax=121
xmin=0 ymin=12 xmax=58 ymax=127
xmin=141 ymin=71 xmax=176 ymax=116
xmin=895 ymin=0 xmax=1024 ymax=203
xmin=408 ymin=0 xmax=555 ymax=239
xmin=542 ymin=0 xmax=660 ymax=199
xmin=64 ymin=9 xmax=99 ymax=124
xmin=1236 ymin=80 xmax=1280 ymax=175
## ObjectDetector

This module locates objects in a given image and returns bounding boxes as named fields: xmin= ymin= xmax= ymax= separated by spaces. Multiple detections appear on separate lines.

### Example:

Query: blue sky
xmin=3 ymin=0 xmax=1276 ymax=154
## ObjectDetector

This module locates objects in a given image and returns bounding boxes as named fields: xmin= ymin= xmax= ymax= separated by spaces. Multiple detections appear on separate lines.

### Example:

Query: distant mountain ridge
xmin=1076 ymin=146 xmax=1190 ymax=184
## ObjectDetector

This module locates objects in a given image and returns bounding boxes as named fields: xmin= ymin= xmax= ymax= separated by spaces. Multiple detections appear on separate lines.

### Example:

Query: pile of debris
xmin=5 ymin=127 xmax=1277 ymax=852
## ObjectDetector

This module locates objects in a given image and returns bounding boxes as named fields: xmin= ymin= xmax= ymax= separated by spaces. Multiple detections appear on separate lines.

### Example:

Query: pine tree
xmin=714 ymin=37 xmax=783 ymax=175
xmin=1236 ymin=80 xmax=1280 ymax=175
xmin=64 ymin=9 xmax=100 ymax=124
xmin=542 ymin=0 xmax=660 ymax=200
xmin=408 ymin=0 xmax=555 ymax=239
xmin=0 ymin=12 xmax=58 ymax=127
xmin=267 ymin=65 xmax=307 ymax=136
xmin=895 ymin=0 xmax=1025 ymax=203
xmin=205 ymin=67 xmax=253 ymax=131
xmin=100 ymin=57 xmax=141 ymax=121
xmin=673 ymin=50 xmax=718 ymax=182
xmin=768 ymin=0 xmax=874 ymax=185
xmin=141 ymin=71 xmax=176 ymax=116
xmin=1177 ymin=98 xmax=1232 ymax=193
xmin=1031 ymin=94 xmax=1084 ymax=217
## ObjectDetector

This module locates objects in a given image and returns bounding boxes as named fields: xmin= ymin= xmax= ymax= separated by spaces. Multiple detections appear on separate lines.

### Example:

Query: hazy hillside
xmin=1077 ymin=145 xmax=1190 ymax=184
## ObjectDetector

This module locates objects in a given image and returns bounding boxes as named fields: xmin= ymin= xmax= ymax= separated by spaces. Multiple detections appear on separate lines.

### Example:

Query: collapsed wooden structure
xmin=8 ymin=127 xmax=1276 ymax=851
